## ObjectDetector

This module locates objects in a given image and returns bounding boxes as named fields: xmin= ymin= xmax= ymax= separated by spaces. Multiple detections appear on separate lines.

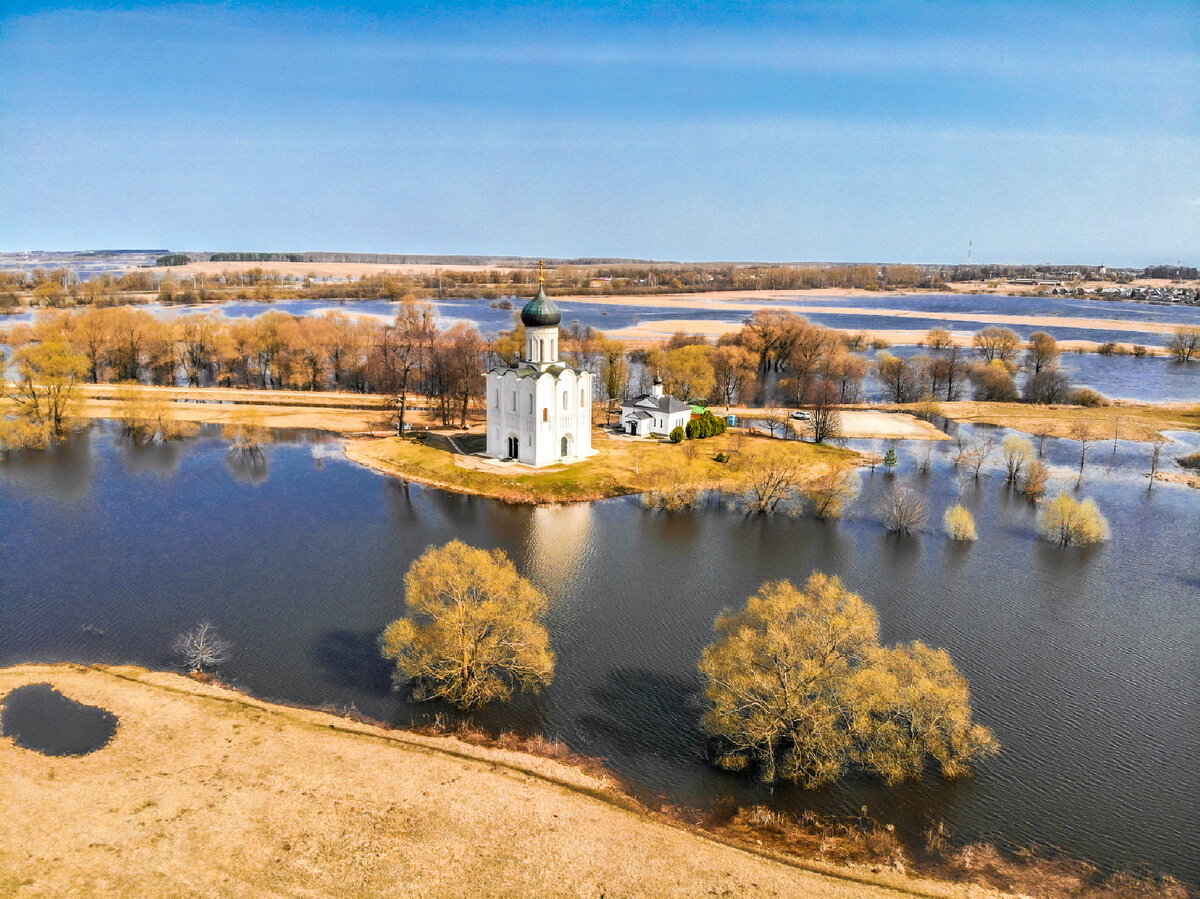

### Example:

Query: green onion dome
xmin=520 ymin=285 xmax=562 ymax=327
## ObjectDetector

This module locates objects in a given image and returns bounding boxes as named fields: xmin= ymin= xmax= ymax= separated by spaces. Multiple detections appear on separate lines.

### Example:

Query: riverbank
xmin=2 ymin=663 xmax=974 ymax=899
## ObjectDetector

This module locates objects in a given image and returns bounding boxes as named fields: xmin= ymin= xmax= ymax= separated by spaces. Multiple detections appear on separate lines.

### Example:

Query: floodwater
xmin=1 ymin=683 xmax=119 ymax=756
xmin=1 ymin=423 xmax=1197 ymax=884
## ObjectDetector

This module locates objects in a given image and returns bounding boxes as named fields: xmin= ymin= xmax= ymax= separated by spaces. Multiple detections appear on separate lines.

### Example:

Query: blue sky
xmin=1 ymin=1 xmax=1197 ymax=264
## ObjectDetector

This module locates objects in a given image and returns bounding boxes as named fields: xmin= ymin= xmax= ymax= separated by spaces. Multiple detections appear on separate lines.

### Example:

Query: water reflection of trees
xmin=0 ymin=425 xmax=96 ymax=504
xmin=114 ymin=433 xmax=186 ymax=478
xmin=224 ymin=448 xmax=269 ymax=485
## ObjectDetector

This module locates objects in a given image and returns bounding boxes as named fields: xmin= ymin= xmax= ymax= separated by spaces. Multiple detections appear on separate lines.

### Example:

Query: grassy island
xmin=347 ymin=428 xmax=856 ymax=504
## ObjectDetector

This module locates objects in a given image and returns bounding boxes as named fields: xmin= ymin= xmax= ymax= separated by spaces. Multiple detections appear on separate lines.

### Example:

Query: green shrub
xmin=669 ymin=426 xmax=685 ymax=444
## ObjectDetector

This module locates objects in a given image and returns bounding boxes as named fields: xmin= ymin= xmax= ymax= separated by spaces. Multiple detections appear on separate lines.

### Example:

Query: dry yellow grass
xmin=0 ymin=384 xmax=435 ymax=435
xmin=347 ymin=428 xmax=855 ymax=503
xmin=913 ymin=400 xmax=1200 ymax=442
xmin=0 ymin=664 xmax=1006 ymax=899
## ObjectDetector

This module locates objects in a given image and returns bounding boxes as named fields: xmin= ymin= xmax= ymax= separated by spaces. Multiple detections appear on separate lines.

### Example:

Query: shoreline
xmin=3 ymin=663 xmax=1188 ymax=897
xmin=0 ymin=663 xmax=964 ymax=898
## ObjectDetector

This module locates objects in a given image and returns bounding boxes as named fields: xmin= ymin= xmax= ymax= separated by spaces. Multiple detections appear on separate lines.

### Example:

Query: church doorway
xmin=560 ymin=434 xmax=573 ymax=458
xmin=506 ymin=435 xmax=519 ymax=459
xmin=627 ymin=421 xmax=637 ymax=436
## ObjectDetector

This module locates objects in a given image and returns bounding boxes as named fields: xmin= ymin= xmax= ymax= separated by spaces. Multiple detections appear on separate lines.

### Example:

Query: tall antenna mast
xmin=967 ymin=238 xmax=973 ymax=266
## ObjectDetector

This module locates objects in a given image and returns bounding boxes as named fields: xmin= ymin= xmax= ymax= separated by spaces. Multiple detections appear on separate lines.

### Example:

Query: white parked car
xmin=789 ymin=410 xmax=812 ymax=421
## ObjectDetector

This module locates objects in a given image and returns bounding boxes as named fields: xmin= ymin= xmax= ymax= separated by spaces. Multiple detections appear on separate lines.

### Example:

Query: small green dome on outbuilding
xmin=520 ymin=285 xmax=562 ymax=328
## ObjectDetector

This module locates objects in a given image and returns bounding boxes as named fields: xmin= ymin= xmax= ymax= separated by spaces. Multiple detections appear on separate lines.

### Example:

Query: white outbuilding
xmin=484 ymin=282 xmax=595 ymax=467
xmin=619 ymin=377 xmax=693 ymax=437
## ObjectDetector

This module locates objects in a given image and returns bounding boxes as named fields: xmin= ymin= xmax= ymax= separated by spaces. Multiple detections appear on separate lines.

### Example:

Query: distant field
xmin=146 ymin=260 xmax=525 ymax=278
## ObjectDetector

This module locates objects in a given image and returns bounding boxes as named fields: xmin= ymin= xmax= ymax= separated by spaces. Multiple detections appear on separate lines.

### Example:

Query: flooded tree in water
xmin=1037 ymin=493 xmax=1110 ymax=547
xmin=1069 ymin=422 xmax=1096 ymax=478
xmin=801 ymin=463 xmax=858 ymax=519
xmin=944 ymin=503 xmax=978 ymax=541
xmin=173 ymin=621 xmax=232 ymax=673
xmin=879 ymin=482 xmax=927 ymax=535
xmin=380 ymin=541 xmax=554 ymax=709
xmin=699 ymin=572 xmax=997 ymax=788
xmin=1001 ymin=435 xmax=1034 ymax=484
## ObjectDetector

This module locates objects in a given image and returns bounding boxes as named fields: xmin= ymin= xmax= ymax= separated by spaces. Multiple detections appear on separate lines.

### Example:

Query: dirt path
xmin=0 ymin=664 xmax=997 ymax=898
xmin=728 ymin=407 xmax=948 ymax=441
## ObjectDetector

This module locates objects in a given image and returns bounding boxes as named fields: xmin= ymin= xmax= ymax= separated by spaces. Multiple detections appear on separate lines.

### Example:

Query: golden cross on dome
xmin=538 ymin=259 xmax=545 ymax=283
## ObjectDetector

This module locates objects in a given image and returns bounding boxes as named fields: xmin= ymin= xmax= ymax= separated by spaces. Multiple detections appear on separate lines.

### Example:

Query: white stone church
xmin=484 ymin=281 xmax=594 ymax=467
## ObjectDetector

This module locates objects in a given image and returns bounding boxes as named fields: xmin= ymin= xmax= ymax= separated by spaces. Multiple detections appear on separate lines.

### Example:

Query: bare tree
xmin=956 ymin=435 xmax=995 ymax=480
xmin=173 ymin=621 xmax=232 ymax=673
xmin=1165 ymin=326 xmax=1200 ymax=363
xmin=1070 ymin=422 xmax=1096 ymax=478
xmin=880 ymin=482 xmax=928 ymax=535
xmin=915 ymin=441 xmax=934 ymax=474
xmin=739 ymin=447 xmax=802 ymax=513
xmin=972 ymin=326 xmax=1022 ymax=364
xmin=1031 ymin=424 xmax=1053 ymax=456
xmin=1148 ymin=435 xmax=1168 ymax=489
xmin=802 ymin=463 xmax=858 ymax=519
xmin=805 ymin=381 xmax=842 ymax=444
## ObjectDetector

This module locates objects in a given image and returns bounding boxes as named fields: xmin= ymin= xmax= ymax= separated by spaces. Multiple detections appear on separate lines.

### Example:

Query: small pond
xmin=1 ymin=683 xmax=119 ymax=756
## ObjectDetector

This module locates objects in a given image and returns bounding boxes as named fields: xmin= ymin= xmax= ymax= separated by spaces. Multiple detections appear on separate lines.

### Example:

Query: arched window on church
xmin=562 ymin=392 xmax=568 ymax=410
xmin=542 ymin=408 xmax=548 ymax=423
xmin=528 ymin=395 xmax=533 ymax=413
xmin=580 ymin=388 xmax=585 ymax=405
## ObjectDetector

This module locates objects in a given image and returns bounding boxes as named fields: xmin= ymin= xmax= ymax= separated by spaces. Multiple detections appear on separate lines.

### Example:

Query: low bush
xmin=1178 ymin=452 xmax=1200 ymax=470
xmin=669 ymin=426 xmax=684 ymax=444
xmin=1070 ymin=387 xmax=1110 ymax=407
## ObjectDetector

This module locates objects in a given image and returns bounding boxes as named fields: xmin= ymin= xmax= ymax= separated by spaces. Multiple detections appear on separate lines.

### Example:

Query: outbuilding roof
xmin=623 ymin=393 xmax=692 ymax=415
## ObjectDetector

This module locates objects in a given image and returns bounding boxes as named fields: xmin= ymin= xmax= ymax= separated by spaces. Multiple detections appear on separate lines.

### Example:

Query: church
xmin=484 ymin=274 xmax=594 ymax=467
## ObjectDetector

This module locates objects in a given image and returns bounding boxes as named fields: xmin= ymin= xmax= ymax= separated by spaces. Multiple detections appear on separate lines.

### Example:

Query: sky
xmin=0 ymin=1 xmax=1197 ymax=265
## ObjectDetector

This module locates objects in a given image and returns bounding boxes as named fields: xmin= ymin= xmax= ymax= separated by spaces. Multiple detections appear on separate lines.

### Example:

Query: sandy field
xmin=725 ymin=407 xmax=948 ymax=441
xmin=0 ymin=663 xmax=992 ymax=899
